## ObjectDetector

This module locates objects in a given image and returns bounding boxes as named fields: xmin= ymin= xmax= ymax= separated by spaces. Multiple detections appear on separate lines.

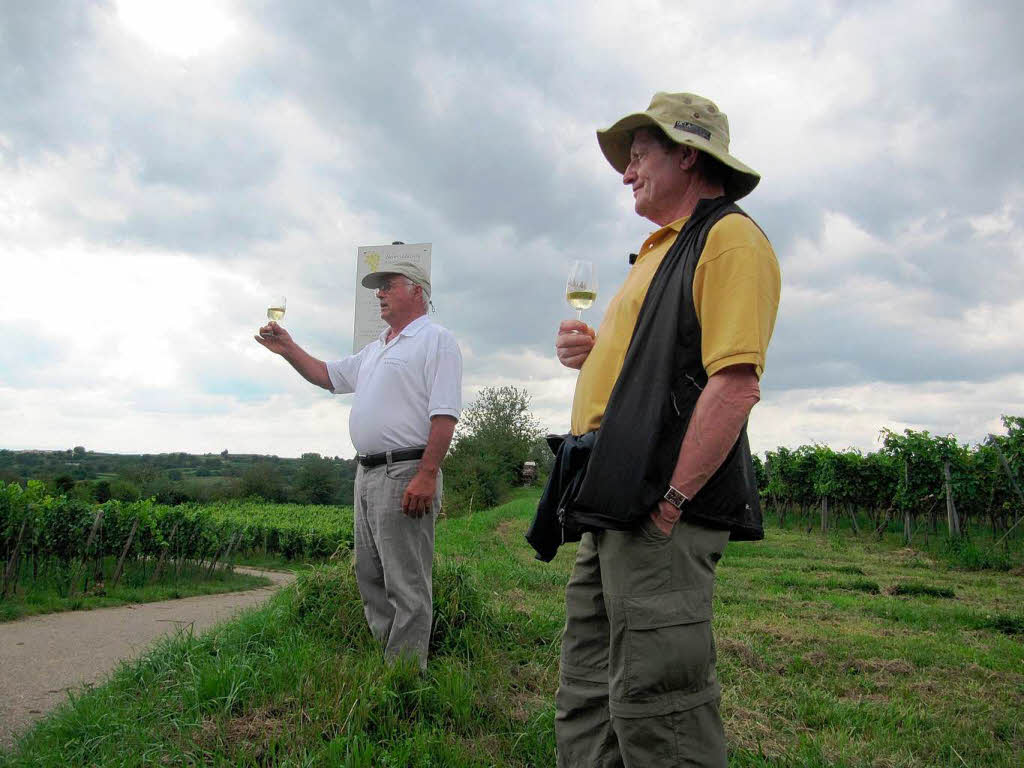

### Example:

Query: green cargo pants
xmin=555 ymin=517 xmax=730 ymax=768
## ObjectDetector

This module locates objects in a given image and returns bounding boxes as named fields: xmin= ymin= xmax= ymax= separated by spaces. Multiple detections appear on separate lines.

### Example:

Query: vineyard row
xmin=755 ymin=419 xmax=1024 ymax=542
xmin=0 ymin=481 xmax=354 ymax=597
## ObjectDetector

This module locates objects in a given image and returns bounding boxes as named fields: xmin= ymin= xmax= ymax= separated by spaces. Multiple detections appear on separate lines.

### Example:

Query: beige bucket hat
xmin=597 ymin=91 xmax=760 ymax=201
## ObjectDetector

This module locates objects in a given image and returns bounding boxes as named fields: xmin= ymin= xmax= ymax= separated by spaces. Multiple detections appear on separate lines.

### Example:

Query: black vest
xmin=567 ymin=196 xmax=765 ymax=541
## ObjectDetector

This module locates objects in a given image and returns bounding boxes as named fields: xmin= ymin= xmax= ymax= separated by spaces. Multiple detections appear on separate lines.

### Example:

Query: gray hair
xmin=403 ymin=279 xmax=429 ymax=312
xmin=642 ymin=126 xmax=730 ymax=189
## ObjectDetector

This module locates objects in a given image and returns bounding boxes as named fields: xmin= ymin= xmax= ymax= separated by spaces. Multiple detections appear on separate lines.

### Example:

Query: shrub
xmin=109 ymin=478 xmax=141 ymax=502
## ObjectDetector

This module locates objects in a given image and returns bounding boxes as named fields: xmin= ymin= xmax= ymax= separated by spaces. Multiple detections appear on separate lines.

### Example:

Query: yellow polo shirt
xmin=570 ymin=213 xmax=780 ymax=435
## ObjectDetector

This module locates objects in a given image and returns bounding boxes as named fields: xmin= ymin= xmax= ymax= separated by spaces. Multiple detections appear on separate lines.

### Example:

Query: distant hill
xmin=0 ymin=447 xmax=357 ymax=506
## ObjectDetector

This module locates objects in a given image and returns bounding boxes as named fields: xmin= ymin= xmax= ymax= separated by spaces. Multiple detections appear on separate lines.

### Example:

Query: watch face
xmin=664 ymin=486 xmax=687 ymax=508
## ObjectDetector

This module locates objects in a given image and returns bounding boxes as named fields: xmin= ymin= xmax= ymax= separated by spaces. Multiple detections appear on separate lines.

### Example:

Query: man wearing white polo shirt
xmin=255 ymin=261 xmax=462 ymax=669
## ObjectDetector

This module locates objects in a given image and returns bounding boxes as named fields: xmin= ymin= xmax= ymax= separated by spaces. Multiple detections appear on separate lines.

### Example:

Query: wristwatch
xmin=663 ymin=485 xmax=690 ymax=509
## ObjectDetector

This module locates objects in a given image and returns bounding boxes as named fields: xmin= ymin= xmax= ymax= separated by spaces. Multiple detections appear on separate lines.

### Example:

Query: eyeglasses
xmin=376 ymin=278 xmax=413 ymax=294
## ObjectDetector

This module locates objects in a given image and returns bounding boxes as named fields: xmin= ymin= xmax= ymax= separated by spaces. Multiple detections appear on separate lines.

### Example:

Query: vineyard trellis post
xmin=2 ymin=519 xmax=28 ymax=598
xmin=874 ymin=507 xmax=892 ymax=539
xmin=902 ymin=459 xmax=912 ymax=546
xmin=990 ymin=436 xmax=1024 ymax=546
xmin=91 ymin=513 xmax=105 ymax=591
xmin=205 ymin=532 xmax=236 ymax=578
xmin=991 ymin=438 xmax=1024 ymax=510
xmin=111 ymin=517 xmax=140 ymax=589
xmin=221 ymin=531 xmax=240 ymax=573
xmin=69 ymin=509 xmax=104 ymax=597
xmin=943 ymin=460 xmax=961 ymax=538
xmin=994 ymin=515 xmax=1024 ymax=548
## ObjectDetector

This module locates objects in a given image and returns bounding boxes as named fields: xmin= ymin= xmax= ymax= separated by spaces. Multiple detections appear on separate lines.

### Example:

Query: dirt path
xmin=0 ymin=567 xmax=295 ymax=750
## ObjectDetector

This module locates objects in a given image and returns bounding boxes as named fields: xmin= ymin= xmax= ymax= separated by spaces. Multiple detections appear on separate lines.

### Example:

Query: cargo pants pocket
xmin=613 ymin=587 xmax=719 ymax=718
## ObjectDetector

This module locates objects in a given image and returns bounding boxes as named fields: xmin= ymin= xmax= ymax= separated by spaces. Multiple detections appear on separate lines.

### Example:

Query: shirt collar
xmin=378 ymin=313 xmax=430 ymax=342
xmin=652 ymin=215 xmax=690 ymax=239
xmin=640 ymin=215 xmax=690 ymax=255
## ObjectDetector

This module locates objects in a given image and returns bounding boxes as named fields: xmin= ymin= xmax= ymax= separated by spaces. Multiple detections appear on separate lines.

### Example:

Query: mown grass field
xmin=2 ymin=489 xmax=1021 ymax=766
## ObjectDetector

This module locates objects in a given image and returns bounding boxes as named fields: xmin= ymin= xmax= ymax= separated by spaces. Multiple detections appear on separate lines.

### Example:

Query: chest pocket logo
xmin=383 ymin=355 xmax=410 ymax=369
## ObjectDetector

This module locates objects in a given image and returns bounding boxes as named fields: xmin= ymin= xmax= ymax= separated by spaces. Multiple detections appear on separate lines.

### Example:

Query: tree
xmin=528 ymin=435 xmax=556 ymax=481
xmin=296 ymin=454 xmax=340 ymax=505
xmin=444 ymin=386 xmax=543 ymax=513
xmin=458 ymin=386 xmax=541 ymax=475
xmin=239 ymin=462 xmax=286 ymax=502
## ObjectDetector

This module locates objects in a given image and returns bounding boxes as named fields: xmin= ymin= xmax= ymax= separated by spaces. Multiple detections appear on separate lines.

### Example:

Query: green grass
xmin=716 ymin=531 xmax=1024 ymax=767
xmin=0 ymin=560 xmax=271 ymax=622
xmin=2 ymin=490 xmax=1022 ymax=766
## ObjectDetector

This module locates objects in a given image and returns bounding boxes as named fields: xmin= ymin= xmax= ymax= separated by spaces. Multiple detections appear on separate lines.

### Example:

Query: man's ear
xmin=677 ymin=146 xmax=699 ymax=171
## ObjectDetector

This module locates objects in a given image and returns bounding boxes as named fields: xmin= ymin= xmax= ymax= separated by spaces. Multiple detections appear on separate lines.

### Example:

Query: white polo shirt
xmin=326 ymin=315 xmax=462 ymax=454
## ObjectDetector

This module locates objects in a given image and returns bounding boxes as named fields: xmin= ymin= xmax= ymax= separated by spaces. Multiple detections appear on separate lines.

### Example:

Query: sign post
xmin=353 ymin=242 xmax=431 ymax=352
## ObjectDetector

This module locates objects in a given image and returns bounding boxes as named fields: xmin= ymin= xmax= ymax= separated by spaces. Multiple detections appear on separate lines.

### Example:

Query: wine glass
xmin=267 ymin=296 xmax=287 ymax=323
xmin=262 ymin=296 xmax=286 ymax=337
xmin=566 ymin=261 xmax=597 ymax=321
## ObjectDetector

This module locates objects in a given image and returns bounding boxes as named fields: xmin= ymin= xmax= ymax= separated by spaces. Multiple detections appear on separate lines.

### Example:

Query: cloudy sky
xmin=2 ymin=0 xmax=1022 ymax=459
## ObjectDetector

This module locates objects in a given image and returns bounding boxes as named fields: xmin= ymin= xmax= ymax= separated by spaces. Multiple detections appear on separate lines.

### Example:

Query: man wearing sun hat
xmin=546 ymin=92 xmax=781 ymax=765
xmin=256 ymin=259 xmax=462 ymax=671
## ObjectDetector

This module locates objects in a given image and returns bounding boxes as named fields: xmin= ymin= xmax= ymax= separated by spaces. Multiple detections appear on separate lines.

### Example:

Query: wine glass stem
xmin=576 ymin=309 xmax=582 ymax=321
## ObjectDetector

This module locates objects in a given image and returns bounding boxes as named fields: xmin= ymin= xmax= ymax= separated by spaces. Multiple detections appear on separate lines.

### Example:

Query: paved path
xmin=0 ymin=568 xmax=295 ymax=749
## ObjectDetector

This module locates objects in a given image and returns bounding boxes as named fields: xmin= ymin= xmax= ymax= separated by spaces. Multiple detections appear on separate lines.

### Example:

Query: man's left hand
xmin=402 ymin=470 xmax=437 ymax=518
xmin=650 ymin=500 xmax=681 ymax=537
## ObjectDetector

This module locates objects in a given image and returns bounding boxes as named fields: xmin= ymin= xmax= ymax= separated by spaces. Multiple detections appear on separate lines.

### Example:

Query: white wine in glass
xmin=566 ymin=260 xmax=597 ymax=321
xmin=267 ymin=296 xmax=287 ymax=323
xmin=261 ymin=296 xmax=286 ymax=337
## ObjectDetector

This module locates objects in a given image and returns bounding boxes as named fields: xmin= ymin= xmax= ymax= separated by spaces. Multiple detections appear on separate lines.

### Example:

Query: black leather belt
xmin=357 ymin=448 xmax=425 ymax=468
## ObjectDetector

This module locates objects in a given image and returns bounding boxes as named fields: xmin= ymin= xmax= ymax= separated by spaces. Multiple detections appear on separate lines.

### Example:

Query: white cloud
xmin=1 ymin=0 xmax=1022 ymax=459
xmin=114 ymin=0 xmax=239 ymax=60
xmin=752 ymin=374 xmax=1024 ymax=454
xmin=0 ymin=385 xmax=357 ymax=457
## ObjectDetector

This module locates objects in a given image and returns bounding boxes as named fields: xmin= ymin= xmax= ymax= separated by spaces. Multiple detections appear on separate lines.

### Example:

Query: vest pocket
xmin=622 ymin=588 xmax=714 ymax=702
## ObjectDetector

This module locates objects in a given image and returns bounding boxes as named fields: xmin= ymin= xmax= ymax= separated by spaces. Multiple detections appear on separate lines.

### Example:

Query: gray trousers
xmin=353 ymin=459 xmax=439 ymax=670
xmin=555 ymin=518 xmax=730 ymax=768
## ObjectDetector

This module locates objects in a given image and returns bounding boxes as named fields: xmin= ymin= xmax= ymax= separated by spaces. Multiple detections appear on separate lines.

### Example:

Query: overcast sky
xmin=2 ymin=0 xmax=1022 ymax=458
